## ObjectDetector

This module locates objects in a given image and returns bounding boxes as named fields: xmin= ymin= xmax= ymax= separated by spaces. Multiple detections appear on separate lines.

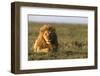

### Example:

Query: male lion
xmin=32 ymin=25 xmax=58 ymax=53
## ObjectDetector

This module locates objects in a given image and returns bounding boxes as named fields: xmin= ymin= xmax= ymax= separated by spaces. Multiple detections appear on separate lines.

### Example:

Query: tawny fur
xmin=32 ymin=25 xmax=58 ymax=53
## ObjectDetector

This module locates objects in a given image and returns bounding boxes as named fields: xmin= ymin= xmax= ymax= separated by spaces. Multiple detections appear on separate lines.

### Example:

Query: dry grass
xmin=28 ymin=22 xmax=88 ymax=60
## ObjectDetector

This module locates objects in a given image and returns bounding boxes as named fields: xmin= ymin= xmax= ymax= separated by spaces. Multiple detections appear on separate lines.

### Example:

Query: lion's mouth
xmin=46 ymin=38 xmax=51 ymax=42
xmin=48 ymin=40 xmax=51 ymax=42
xmin=46 ymin=40 xmax=51 ymax=44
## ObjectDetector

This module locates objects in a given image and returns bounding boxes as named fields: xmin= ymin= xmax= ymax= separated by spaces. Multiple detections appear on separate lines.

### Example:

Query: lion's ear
xmin=40 ymin=25 xmax=48 ymax=32
xmin=40 ymin=26 xmax=44 ymax=32
xmin=40 ymin=28 xmax=43 ymax=32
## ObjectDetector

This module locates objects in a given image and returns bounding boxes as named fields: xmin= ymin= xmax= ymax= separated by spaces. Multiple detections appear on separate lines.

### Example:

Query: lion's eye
xmin=45 ymin=33 xmax=46 ymax=35
xmin=45 ymin=32 xmax=48 ymax=35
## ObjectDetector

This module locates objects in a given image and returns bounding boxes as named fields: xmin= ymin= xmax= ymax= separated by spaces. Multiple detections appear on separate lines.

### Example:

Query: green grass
xmin=28 ymin=22 xmax=88 ymax=60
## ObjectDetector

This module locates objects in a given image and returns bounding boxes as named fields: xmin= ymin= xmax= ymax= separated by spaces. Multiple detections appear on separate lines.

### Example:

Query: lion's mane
xmin=32 ymin=25 xmax=58 ymax=53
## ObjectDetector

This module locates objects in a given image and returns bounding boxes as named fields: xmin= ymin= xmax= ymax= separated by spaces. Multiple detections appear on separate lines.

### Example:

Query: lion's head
xmin=33 ymin=24 xmax=58 ymax=53
xmin=40 ymin=25 xmax=56 ymax=44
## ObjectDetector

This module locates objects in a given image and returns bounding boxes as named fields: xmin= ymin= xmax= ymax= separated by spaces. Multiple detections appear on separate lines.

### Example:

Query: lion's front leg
xmin=35 ymin=47 xmax=50 ymax=53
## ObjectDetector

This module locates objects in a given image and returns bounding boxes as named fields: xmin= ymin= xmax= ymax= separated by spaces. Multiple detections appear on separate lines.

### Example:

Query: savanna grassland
xmin=28 ymin=22 xmax=88 ymax=60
